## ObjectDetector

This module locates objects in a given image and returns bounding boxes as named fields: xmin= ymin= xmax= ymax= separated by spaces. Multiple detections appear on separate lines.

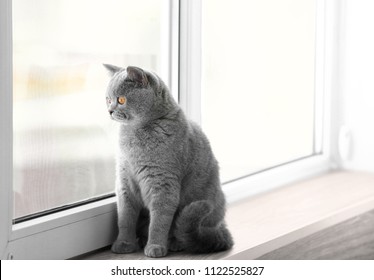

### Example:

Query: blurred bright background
xmin=13 ymin=0 xmax=166 ymax=218
xmin=202 ymin=0 xmax=316 ymax=182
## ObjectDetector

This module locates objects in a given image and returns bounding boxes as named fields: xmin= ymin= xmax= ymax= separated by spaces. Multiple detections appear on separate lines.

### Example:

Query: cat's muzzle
xmin=110 ymin=111 xmax=128 ymax=122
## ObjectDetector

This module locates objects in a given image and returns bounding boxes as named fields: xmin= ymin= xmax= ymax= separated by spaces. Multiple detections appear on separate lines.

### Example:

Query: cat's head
xmin=103 ymin=64 xmax=173 ymax=126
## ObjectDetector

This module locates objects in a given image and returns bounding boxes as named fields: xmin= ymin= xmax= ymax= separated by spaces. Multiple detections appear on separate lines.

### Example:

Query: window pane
xmin=202 ymin=0 xmax=316 ymax=183
xmin=13 ymin=0 xmax=166 ymax=219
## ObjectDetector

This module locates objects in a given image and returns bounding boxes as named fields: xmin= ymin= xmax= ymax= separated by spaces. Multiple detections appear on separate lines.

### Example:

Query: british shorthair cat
xmin=104 ymin=64 xmax=233 ymax=258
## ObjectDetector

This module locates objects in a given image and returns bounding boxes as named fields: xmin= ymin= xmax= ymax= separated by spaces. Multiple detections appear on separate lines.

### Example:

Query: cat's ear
xmin=103 ymin=64 xmax=123 ymax=76
xmin=126 ymin=66 xmax=149 ymax=87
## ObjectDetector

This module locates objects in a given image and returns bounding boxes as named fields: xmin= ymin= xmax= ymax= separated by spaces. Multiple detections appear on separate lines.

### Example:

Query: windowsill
xmin=76 ymin=171 xmax=374 ymax=260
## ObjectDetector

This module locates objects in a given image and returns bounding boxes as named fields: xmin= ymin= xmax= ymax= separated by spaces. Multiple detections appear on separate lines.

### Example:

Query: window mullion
xmin=179 ymin=0 xmax=202 ymax=124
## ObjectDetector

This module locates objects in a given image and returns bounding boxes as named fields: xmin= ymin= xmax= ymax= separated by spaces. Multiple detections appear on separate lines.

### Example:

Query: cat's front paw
xmin=144 ymin=244 xmax=168 ymax=258
xmin=111 ymin=240 xmax=139 ymax=254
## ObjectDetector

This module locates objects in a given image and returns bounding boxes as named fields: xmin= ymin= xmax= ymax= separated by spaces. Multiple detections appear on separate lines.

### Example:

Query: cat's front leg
xmin=144 ymin=183 xmax=179 ymax=258
xmin=112 ymin=177 xmax=141 ymax=254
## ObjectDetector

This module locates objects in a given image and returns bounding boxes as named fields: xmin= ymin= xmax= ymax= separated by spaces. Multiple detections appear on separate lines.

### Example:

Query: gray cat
xmin=104 ymin=64 xmax=233 ymax=258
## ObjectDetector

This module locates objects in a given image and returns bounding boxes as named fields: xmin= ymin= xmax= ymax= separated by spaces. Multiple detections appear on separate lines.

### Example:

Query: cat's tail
xmin=175 ymin=200 xmax=233 ymax=253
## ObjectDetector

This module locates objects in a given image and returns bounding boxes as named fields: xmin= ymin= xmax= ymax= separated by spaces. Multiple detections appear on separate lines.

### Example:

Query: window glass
xmin=202 ymin=0 xmax=317 ymax=182
xmin=13 ymin=0 xmax=166 ymax=219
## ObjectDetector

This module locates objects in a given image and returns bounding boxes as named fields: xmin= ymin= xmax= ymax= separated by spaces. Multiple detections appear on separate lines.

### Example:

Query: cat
xmin=104 ymin=64 xmax=233 ymax=258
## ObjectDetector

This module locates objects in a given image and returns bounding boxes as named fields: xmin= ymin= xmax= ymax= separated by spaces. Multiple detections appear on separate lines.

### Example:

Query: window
xmin=201 ymin=0 xmax=317 ymax=183
xmin=1 ymin=0 xmax=177 ymax=259
xmin=12 ymin=0 xmax=169 ymax=220
xmin=1 ymin=0 xmax=333 ymax=259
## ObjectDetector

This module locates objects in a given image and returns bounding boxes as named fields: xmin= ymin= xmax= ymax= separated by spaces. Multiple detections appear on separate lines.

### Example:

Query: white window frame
xmin=0 ymin=0 xmax=13 ymax=259
xmin=0 ymin=0 xmax=340 ymax=259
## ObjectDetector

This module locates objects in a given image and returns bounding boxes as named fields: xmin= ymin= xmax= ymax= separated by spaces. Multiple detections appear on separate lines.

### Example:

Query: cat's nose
xmin=109 ymin=110 xmax=114 ymax=115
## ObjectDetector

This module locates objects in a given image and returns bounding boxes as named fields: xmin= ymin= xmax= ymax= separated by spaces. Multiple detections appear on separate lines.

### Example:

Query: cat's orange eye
xmin=118 ymin=96 xmax=126 ymax=105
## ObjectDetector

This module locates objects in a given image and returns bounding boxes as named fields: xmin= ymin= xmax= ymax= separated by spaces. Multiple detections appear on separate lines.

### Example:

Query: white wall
xmin=339 ymin=0 xmax=374 ymax=172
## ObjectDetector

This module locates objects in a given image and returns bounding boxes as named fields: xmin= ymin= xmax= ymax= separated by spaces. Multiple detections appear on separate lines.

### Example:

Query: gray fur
xmin=104 ymin=64 xmax=233 ymax=258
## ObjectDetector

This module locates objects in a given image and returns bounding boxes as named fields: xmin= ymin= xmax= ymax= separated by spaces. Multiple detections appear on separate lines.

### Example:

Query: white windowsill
xmin=78 ymin=171 xmax=374 ymax=260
